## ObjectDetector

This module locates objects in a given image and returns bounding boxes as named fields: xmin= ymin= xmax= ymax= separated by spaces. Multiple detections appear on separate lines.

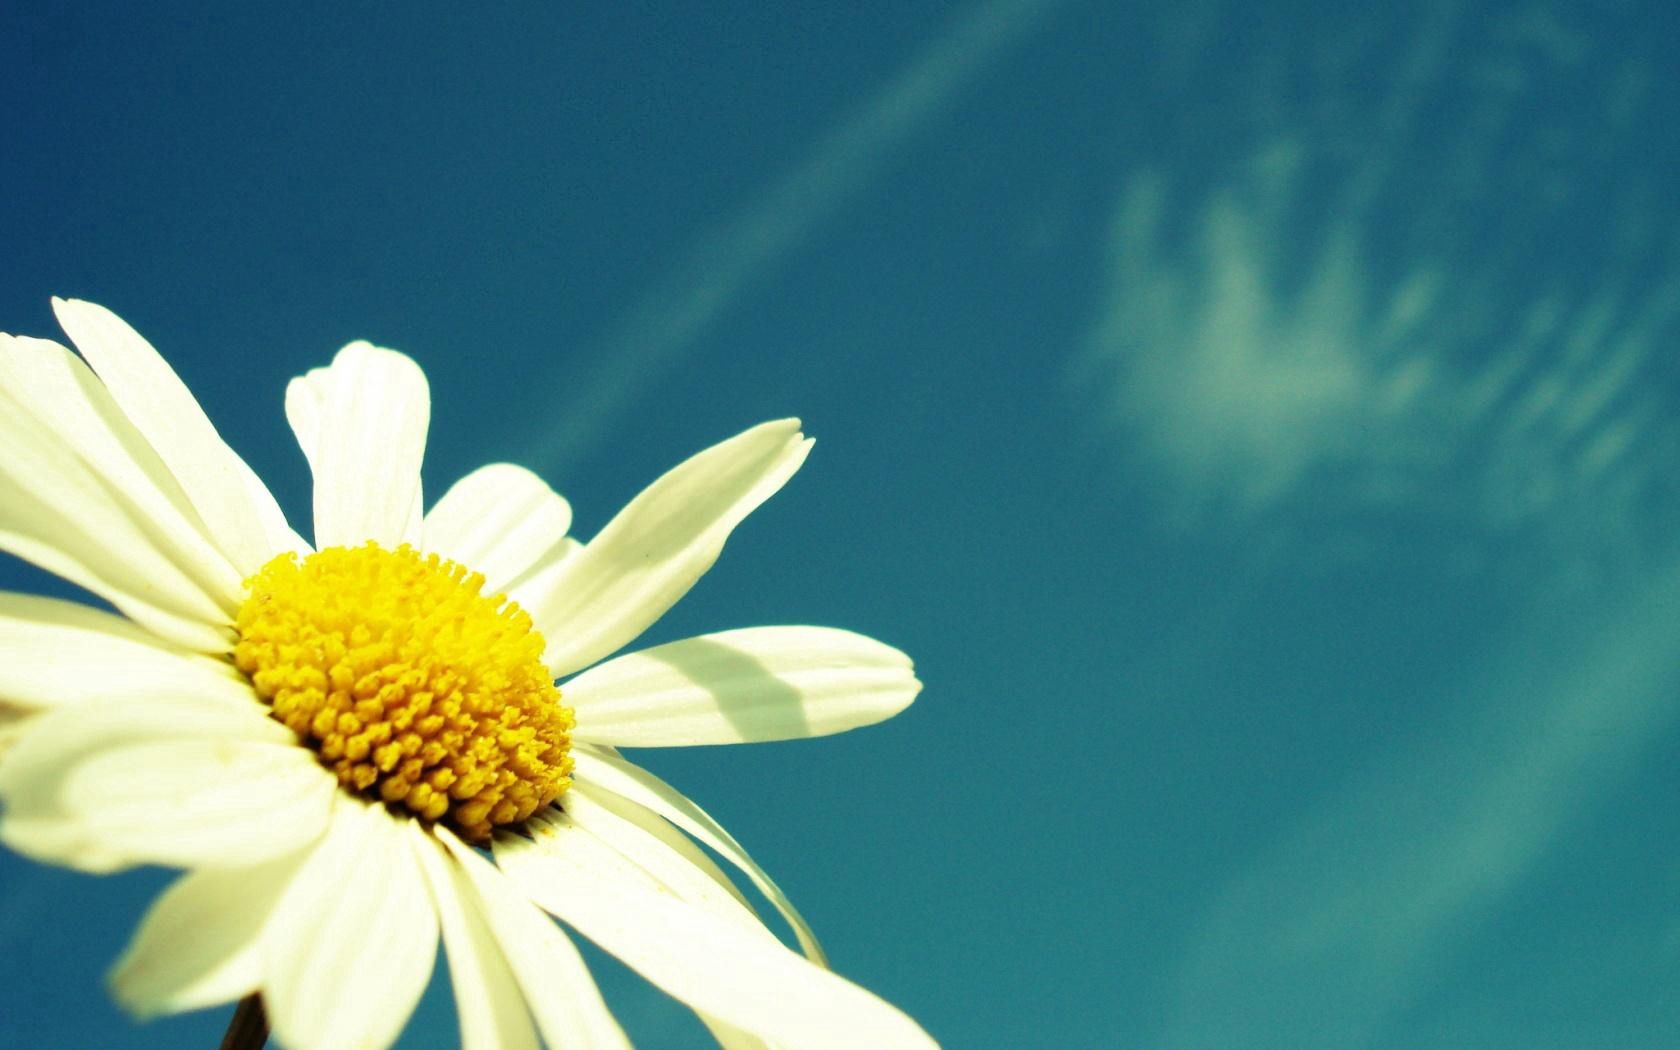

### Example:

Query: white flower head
xmin=0 ymin=299 xmax=934 ymax=1049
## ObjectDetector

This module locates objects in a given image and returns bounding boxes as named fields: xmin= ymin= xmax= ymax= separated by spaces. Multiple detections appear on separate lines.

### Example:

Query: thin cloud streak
xmin=1073 ymin=5 xmax=1680 ymax=578
xmin=1077 ymin=151 xmax=1679 ymax=577
xmin=530 ymin=0 xmax=1062 ymax=477
xmin=1071 ymin=13 xmax=1680 ymax=1037
xmin=1156 ymin=554 xmax=1680 ymax=1048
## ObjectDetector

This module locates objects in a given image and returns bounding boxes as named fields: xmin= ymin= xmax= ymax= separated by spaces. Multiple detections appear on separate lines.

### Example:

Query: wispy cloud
xmin=1153 ymin=553 xmax=1680 ymax=1048
xmin=1077 ymin=151 xmax=1680 ymax=577
xmin=1073 ymin=7 xmax=1680 ymax=579
xmin=1071 ymin=6 xmax=1680 ymax=1046
xmin=529 ymin=0 xmax=1063 ymax=476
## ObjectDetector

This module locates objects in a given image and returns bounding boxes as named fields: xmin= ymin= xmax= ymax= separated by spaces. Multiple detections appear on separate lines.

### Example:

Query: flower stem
xmin=218 ymin=994 xmax=268 ymax=1050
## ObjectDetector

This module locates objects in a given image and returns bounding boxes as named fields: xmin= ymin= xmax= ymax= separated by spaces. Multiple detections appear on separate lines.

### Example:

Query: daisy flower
xmin=0 ymin=299 xmax=934 ymax=1050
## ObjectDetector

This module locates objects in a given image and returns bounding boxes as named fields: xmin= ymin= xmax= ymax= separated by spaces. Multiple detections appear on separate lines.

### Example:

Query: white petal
xmin=498 ymin=811 xmax=937 ymax=1050
xmin=438 ymin=828 xmax=632 ymax=1050
xmin=0 ymin=688 xmax=294 ymax=870
xmin=523 ymin=420 xmax=811 ymax=677
xmin=287 ymin=343 xmax=429 ymax=549
xmin=0 ymin=688 xmax=292 ymax=810
xmin=699 ymin=1015 xmax=782 ymax=1050
xmin=570 ymin=745 xmax=826 ymax=965
xmin=49 ymin=299 xmax=299 ymax=574
xmin=283 ymin=362 xmax=330 ymax=472
xmin=407 ymin=824 xmax=540 ymax=1050
xmin=0 ymin=382 xmax=234 ymax=652
xmin=494 ymin=812 xmax=777 ymax=1050
xmin=558 ymin=785 xmax=758 ymax=924
xmin=239 ymin=464 xmax=311 ymax=557
xmin=0 ymin=593 xmax=243 ymax=710
xmin=568 ymin=626 xmax=920 ymax=747
xmin=263 ymin=801 xmax=438 ymax=1050
xmin=495 ymin=811 xmax=778 ymax=1050
xmin=109 ymin=848 xmax=307 ymax=1017
xmin=0 ymin=700 xmax=334 ymax=872
xmin=570 ymin=779 xmax=755 ymax=913
xmin=424 ymin=464 xmax=574 ymax=595
xmin=57 ymin=741 xmax=331 ymax=868
xmin=0 ymin=712 xmax=30 ymax=762
xmin=513 ymin=536 xmax=582 ymax=590
xmin=0 ymin=333 xmax=248 ymax=607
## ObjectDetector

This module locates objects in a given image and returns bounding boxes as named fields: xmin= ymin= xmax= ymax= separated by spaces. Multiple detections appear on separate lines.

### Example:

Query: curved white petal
xmin=557 ymin=785 xmax=758 ymax=922
xmin=0 ymin=701 xmax=334 ymax=873
xmin=0 ymin=333 xmax=247 ymax=608
xmin=699 ymin=1015 xmax=782 ymax=1050
xmin=438 ymin=828 xmax=631 ymax=1050
xmin=522 ymin=420 xmax=811 ymax=678
xmin=495 ymin=810 xmax=777 ymax=1050
xmin=109 ymin=848 xmax=308 ymax=1017
xmin=498 ymin=811 xmax=937 ymax=1050
xmin=286 ymin=342 xmax=429 ymax=550
xmin=496 ymin=808 xmax=781 ymax=1050
xmin=263 ymin=801 xmax=438 ymax=1050
xmin=570 ymin=745 xmax=826 ymax=965
xmin=424 ymin=464 xmax=574 ymax=596
xmin=0 ymin=713 xmax=31 ymax=762
xmin=50 ymin=299 xmax=300 ymax=573
xmin=0 ymin=688 xmax=295 ymax=873
xmin=568 ymin=626 xmax=920 ymax=747
xmin=509 ymin=536 xmax=582 ymax=593
xmin=0 ymin=688 xmax=291 ymax=813
xmin=408 ymin=824 xmax=540 ymax=1050
xmin=569 ymin=780 xmax=754 ymax=913
xmin=0 ymin=593 xmax=243 ymax=710
xmin=0 ymin=382 xmax=235 ymax=652
xmin=240 ymin=464 xmax=311 ymax=557
xmin=283 ymin=363 xmax=330 ymax=472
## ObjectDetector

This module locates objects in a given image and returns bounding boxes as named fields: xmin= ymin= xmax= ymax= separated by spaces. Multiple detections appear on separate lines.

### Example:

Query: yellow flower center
xmin=233 ymin=542 xmax=573 ymax=842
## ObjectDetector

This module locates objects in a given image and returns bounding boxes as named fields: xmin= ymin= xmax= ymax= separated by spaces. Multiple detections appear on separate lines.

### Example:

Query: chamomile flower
xmin=0 ymin=299 xmax=933 ymax=1050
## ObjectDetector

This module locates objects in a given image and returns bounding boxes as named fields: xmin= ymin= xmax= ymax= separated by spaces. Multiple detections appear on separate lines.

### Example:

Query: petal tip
xmin=48 ymin=296 xmax=80 ymax=323
xmin=336 ymin=340 xmax=423 ymax=371
xmin=50 ymin=296 xmax=109 ymax=322
xmin=756 ymin=417 xmax=805 ymax=441
xmin=104 ymin=958 xmax=165 ymax=1021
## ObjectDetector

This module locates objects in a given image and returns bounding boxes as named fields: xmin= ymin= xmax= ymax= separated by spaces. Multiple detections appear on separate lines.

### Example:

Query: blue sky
xmin=3 ymin=1 xmax=1680 ymax=1047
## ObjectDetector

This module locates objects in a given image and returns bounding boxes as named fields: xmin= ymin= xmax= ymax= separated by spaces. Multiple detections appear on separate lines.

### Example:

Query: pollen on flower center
xmin=233 ymin=542 xmax=573 ymax=842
